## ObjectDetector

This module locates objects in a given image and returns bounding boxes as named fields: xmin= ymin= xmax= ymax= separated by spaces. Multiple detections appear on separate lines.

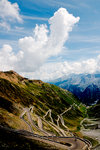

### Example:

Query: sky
xmin=0 ymin=0 xmax=100 ymax=80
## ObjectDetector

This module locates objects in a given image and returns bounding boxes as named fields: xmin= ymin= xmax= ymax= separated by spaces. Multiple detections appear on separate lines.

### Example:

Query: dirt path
xmin=20 ymin=107 xmax=52 ymax=136
xmin=50 ymin=121 xmax=70 ymax=137
xmin=56 ymin=106 xmax=73 ymax=135
xmin=60 ymin=106 xmax=73 ymax=116
xmin=42 ymin=117 xmax=63 ymax=136
xmin=1 ymin=124 xmax=91 ymax=150
xmin=47 ymin=136 xmax=90 ymax=150
xmin=20 ymin=108 xmax=33 ymax=132
xmin=26 ymin=135 xmax=69 ymax=150
xmin=43 ymin=109 xmax=54 ymax=123
xmin=19 ymin=107 xmax=91 ymax=149
xmin=43 ymin=108 xmax=72 ymax=136
xmin=37 ymin=115 xmax=43 ymax=130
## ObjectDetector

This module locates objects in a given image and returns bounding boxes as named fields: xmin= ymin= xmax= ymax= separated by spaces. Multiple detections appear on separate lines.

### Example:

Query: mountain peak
xmin=0 ymin=70 xmax=21 ymax=76
xmin=0 ymin=70 xmax=26 ymax=84
xmin=0 ymin=70 xmax=43 ymax=85
xmin=5 ymin=70 xmax=18 ymax=75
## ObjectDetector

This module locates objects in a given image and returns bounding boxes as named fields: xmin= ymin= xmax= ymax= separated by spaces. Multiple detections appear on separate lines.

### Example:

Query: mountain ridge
xmin=50 ymin=73 xmax=100 ymax=105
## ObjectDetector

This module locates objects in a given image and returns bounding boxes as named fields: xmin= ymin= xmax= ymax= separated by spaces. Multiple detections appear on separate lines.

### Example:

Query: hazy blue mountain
xmin=50 ymin=73 xmax=100 ymax=105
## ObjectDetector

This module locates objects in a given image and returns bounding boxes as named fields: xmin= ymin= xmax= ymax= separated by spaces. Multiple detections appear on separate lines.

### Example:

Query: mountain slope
xmin=0 ymin=71 xmax=86 ymax=137
xmin=1 ymin=71 xmax=100 ymax=149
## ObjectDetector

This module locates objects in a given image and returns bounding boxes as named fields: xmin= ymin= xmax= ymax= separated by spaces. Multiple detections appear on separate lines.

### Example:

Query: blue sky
xmin=0 ymin=0 xmax=100 ymax=80
xmin=1 ymin=0 xmax=100 ymax=60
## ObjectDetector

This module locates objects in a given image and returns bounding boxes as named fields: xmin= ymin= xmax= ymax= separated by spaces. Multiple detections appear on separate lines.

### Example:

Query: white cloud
xmin=0 ymin=0 xmax=22 ymax=29
xmin=22 ymin=15 xmax=48 ymax=21
xmin=2 ymin=7 xmax=97 ymax=81
xmin=16 ymin=8 xmax=79 ymax=71
xmin=49 ymin=8 xmax=79 ymax=48
xmin=2 ymin=7 xmax=100 ymax=81
xmin=22 ymin=56 xmax=100 ymax=81
xmin=0 ymin=7 xmax=99 ymax=81
xmin=0 ymin=44 xmax=17 ymax=71
xmin=0 ymin=21 xmax=10 ymax=30
xmin=0 ymin=8 xmax=79 ymax=72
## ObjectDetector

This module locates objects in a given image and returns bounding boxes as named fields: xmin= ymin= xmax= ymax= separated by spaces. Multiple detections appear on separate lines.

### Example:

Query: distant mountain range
xmin=50 ymin=73 xmax=100 ymax=105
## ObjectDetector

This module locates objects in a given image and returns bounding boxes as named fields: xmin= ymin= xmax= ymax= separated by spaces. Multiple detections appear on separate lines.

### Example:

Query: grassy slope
xmin=0 ymin=71 xmax=86 ymax=135
xmin=87 ymin=104 xmax=100 ymax=118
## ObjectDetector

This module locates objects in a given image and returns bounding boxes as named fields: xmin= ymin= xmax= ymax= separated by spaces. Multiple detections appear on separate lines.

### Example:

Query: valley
xmin=50 ymin=73 xmax=100 ymax=105
xmin=19 ymin=105 xmax=91 ymax=150
xmin=0 ymin=71 xmax=100 ymax=149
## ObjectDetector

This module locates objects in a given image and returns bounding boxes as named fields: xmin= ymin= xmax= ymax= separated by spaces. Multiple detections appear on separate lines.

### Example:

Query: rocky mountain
xmin=0 ymin=71 xmax=89 ymax=149
xmin=50 ymin=73 xmax=100 ymax=105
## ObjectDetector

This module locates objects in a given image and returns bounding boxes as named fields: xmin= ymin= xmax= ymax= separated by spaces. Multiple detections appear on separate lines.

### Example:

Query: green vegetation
xmin=1 ymin=71 xmax=94 ymax=148
xmin=0 ymin=71 xmax=86 ymax=133
xmin=87 ymin=104 xmax=100 ymax=118
xmin=0 ymin=71 xmax=100 ymax=149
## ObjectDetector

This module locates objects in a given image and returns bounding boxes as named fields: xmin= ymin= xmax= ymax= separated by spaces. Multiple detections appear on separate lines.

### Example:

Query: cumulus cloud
xmin=2 ymin=8 xmax=97 ymax=81
xmin=2 ymin=7 xmax=99 ymax=81
xmin=0 ymin=21 xmax=10 ymax=30
xmin=0 ymin=8 xmax=79 ymax=72
xmin=0 ymin=7 xmax=99 ymax=81
xmin=48 ymin=8 xmax=80 ymax=54
xmin=0 ymin=0 xmax=22 ymax=29
xmin=23 ymin=56 xmax=100 ymax=81
xmin=0 ymin=44 xmax=17 ymax=70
